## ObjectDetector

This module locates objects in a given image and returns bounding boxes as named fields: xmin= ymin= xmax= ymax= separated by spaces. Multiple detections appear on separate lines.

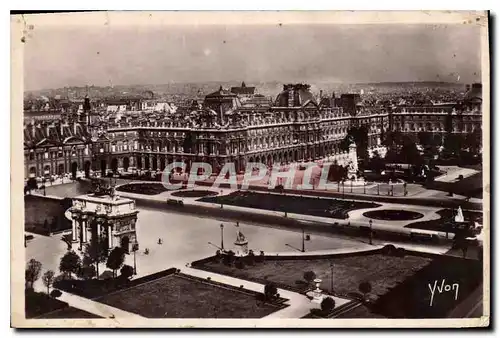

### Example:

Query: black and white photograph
xmin=10 ymin=11 xmax=490 ymax=328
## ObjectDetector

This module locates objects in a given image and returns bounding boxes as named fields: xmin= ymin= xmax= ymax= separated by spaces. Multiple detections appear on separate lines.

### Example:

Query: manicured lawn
xmin=24 ymin=195 xmax=72 ymax=235
xmin=95 ymin=273 xmax=284 ymax=318
xmin=36 ymin=306 xmax=103 ymax=319
xmin=196 ymin=251 xmax=432 ymax=298
xmin=116 ymin=183 xmax=170 ymax=195
xmin=406 ymin=209 xmax=483 ymax=234
xmin=199 ymin=191 xmax=381 ymax=219
xmin=25 ymin=290 xmax=69 ymax=318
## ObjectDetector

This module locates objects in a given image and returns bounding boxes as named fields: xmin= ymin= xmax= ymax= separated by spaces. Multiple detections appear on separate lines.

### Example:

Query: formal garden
xmin=405 ymin=208 xmax=483 ymax=234
xmin=192 ymin=246 xmax=483 ymax=318
xmin=24 ymin=195 xmax=73 ymax=236
xmin=198 ymin=191 xmax=381 ymax=219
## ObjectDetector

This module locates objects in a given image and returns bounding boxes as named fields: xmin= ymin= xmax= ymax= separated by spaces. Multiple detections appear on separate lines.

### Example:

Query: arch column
xmin=108 ymin=223 xmax=113 ymax=248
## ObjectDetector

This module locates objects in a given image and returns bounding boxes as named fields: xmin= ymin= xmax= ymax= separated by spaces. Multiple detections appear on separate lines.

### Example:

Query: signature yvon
xmin=428 ymin=279 xmax=459 ymax=307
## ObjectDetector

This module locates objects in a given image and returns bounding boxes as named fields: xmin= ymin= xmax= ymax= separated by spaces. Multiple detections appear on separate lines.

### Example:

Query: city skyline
xmin=24 ymin=23 xmax=481 ymax=92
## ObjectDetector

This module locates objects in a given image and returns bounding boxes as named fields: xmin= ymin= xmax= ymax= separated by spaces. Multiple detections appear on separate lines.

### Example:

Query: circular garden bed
xmin=171 ymin=190 xmax=219 ymax=198
xmin=116 ymin=183 xmax=169 ymax=195
xmin=363 ymin=209 xmax=424 ymax=221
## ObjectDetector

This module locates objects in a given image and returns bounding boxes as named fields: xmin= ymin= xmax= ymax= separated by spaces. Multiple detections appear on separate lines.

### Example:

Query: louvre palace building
xmin=23 ymin=82 xmax=482 ymax=180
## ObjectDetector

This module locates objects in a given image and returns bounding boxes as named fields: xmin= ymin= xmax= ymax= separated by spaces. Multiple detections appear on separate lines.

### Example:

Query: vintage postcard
xmin=11 ymin=11 xmax=490 ymax=328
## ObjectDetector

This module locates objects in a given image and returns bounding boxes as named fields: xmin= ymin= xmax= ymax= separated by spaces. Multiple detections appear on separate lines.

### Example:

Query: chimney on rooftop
xmin=466 ymin=84 xmax=471 ymax=92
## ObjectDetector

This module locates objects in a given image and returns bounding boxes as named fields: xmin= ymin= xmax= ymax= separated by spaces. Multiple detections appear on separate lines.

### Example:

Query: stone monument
xmin=455 ymin=206 xmax=465 ymax=223
xmin=348 ymin=142 xmax=359 ymax=179
xmin=233 ymin=222 xmax=249 ymax=257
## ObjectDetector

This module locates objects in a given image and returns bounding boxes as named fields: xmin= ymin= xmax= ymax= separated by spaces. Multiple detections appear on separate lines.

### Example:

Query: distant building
xmin=230 ymin=81 xmax=256 ymax=98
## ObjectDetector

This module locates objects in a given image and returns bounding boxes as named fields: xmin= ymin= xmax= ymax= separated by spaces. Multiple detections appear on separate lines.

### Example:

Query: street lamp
xmin=301 ymin=228 xmax=306 ymax=253
xmin=220 ymin=190 xmax=223 ymax=209
xmin=132 ymin=242 xmax=139 ymax=275
xmin=369 ymin=219 xmax=373 ymax=245
xmin=330 ymin=262 xmax=334 ymax=295
xmin=220 ymin=223 xmax=224 ymax=251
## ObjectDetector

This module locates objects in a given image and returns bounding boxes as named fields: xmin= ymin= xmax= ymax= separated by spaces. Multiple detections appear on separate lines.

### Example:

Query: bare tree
xmin=25 ymin=259 xmax=42 ymax=290
xmin=42 ymin=270 xmax=55 ymax=294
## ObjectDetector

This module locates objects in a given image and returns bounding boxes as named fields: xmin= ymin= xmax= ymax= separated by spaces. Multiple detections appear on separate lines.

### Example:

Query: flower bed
xmin=116 ymin=183 xmax=170 ymax=195
xmin=362 ymin=209 xmax=424 ymax=221
xmin=171 ymin=190 xmax=218 ymax=198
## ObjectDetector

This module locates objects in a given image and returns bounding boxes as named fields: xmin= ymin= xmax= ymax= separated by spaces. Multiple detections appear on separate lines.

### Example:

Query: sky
xmin=23 ymin=23 xmax=482 ymax=91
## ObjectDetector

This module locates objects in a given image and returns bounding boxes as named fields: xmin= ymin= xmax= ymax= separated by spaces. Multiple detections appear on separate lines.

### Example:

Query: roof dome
xmin=275 ymin=84 xmax=317 ymax=107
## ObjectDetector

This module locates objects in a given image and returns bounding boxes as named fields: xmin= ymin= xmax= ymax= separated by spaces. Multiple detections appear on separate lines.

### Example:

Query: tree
xmin=120 ymin=265 xmax=134 ymax=280
xmin=465 ymin=127 xmax=482 ymax=155
xmin=264 ymin=282 xmax=278 ymax=301
xmin=25 ymin=259 xmax=42 ymax=290
xmin=41 ymin=270 xmax=55 ymax=294
xmin=303 ymin=271 xmax=317 ymax=286
xmin=106 ymin=247 xmax=126 ymax=278
xmin=382 ymin=130 xmax=403 ymax=151
xmin=358 ymin=281 xmax=372 ymax=302
xmin=443 ymin=134 xmax=463 ymax=159
xmin=367 ymin=150 xmax=385 ymax=173
xmin=59 ymin=251 xmax=81 ymax=279
xmin=26 ymin=178 xmax=37 ymax=193
xmin=84 ymin=236 xmax=109 ymax=279
xmin=321 ymin=297 xmax=336 ymax=314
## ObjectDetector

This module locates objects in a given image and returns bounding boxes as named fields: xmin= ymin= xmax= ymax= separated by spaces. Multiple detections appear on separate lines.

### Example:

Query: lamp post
xmin=342 ymin=181 xmax=345 ymax=198
xmin=350 ymin=179 xmax=353 ymax=193
xmin=301 ymin=228 xmax=305 ymax=253
xmin=377 ymin=184 xmax=380 ymax=195
xmin=132 ymin=242 xmax=139 ymax=275
xmin=220 ymin=223 xmax=224 ymax=251
xmin=369 ymin=219 xmax=373 ymax=245
xmin=220 ymin=190 xmax=223 ymax=209
xmin=364 ymin=182 xmax=366 ymax=194
xmin=330 ymin=262 xmax=334 ymax=295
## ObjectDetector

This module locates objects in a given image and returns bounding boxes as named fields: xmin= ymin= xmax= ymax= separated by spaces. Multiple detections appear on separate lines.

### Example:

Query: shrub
xmin=50 ymin=289 xmax=62 ymax=298
xmin=120 ymin=265 xmax=134 ymax=280
xmin=235 ymin=259 xmax=245 ymax=269
xmin=321 ymin=297 xmax=336 ymax=314
xmin=382 ymin=244 xmax=397 ymax=256
xmin=264 ymin=282 xmax=278 ymax=301
xmin=395 ymin=247 xmax=406 ymax=257
xmin=303 ymin=271 xmax=316 ymax=284
xmin=359 ymin=281 xmax=372 ymax=302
